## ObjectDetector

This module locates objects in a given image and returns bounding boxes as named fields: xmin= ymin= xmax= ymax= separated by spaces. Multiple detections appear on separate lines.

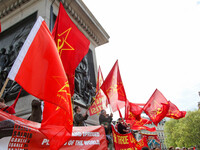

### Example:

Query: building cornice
xmin=0 ymin=0 xmax=109 ymax=47
xmin=0 ymin=0 xmax=31 ymax=18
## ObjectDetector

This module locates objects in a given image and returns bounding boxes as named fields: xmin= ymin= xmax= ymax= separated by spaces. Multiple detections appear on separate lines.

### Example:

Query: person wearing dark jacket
xmin=99 ymin=109 xmax=113 ymax=148
xmin=74 ymin=106 xmax=88 ymax=126
xmin=117 ymin=118 xmax=129 ymax=134
xmin=99 ymin=109 xmax=113 ymax=126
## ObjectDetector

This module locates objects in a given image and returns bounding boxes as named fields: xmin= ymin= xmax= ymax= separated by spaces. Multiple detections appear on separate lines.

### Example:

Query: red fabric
xmin=41 ymin=102 xmax=73 ymax=150
xmin=125 ymin=100 xmax=143 ymax=121
xmin=89 ymin=66 xmax=108 ymax=116
xmin=96 ymin=66 xmax=104 ymax=92
xmin=142 ymin=133 xmax=161 ymax=149
xmin=11 ymin=88 xmax=22 ymax=108
xmin=111 ymin=124 xmax=149 ymax=150
xmin=100 ymin=60 xmax=126 ymax=112
xmin=0 ymin=111 xmax=107 ymax=150
xmin=9 ymin=17 xmax=73 ymax=150
xmin=137 ymin=137 xmax=149 ymax=150
xmin=166 ymin=101 xmax=186 ymax=119
xmin=52 ymin=2 xmax=90 ymax=95
xmin=143 ymin=89 xmax=169 ymax=125
xmin=1 ymin=106 xmax=15 ymax=114
xmin=111 ymin=125 xmax=137 ymax=150
xmin=126 ymin=118 xmax=156 ymax=132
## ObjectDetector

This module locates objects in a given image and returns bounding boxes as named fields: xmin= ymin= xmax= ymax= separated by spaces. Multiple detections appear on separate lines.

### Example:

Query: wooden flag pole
xmin=0 ymin=78 xmax=9 ymax=98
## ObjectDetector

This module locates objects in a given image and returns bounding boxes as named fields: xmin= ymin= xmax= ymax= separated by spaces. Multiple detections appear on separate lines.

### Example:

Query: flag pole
xmin=0 ymin=78 xmax=9 ymax=98
xmin=49 ymin=0 xmax=55 ymax=32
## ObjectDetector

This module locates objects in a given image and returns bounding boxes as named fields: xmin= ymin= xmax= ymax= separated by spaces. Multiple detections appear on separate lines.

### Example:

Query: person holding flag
xmin=73 ymin=105 xmax=89 ymax=126
xmin=117 ymin=118 xmax=129 ymax=134
xmin=0 ymin=98 xmax=15 ymax=114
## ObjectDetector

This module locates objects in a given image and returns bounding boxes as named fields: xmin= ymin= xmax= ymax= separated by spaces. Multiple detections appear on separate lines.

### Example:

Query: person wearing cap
xmin=0 ymin=98 xmax=15 ymax=114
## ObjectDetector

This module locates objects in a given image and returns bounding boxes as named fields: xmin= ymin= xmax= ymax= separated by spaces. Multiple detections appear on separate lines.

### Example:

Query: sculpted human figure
xmin=75 ymin=57 xmax=89 ymax=97
xmin=0 ymin=48 xmax=9 ymax=74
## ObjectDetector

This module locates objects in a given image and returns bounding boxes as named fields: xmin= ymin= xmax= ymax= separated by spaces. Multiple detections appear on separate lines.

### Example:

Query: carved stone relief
xmin=74 ymin=51 xmax=96 ymax=107
xmin=0 ymin=12 xmax=37 ymax=101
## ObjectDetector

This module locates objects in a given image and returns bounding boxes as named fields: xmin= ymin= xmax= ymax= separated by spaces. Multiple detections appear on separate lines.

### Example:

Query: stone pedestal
xmin=0 ymin=0 xmax=109 ymax=125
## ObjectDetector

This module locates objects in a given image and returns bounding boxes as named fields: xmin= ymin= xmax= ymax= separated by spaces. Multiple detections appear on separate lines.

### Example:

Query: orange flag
xmin=143 ymin=89 xmax=169 ymax=125
xmin=8 ymin=16 xmax=73 ymax=150
xmin=100 ymin=60 xmax=126 ymax=112
xmin=166 ymin=101 xmax=186 ymax=119
xmin=89 ymin=66 xmax=108 ymax=116
xmin=52 ymin=2 xmax=90 ymax=95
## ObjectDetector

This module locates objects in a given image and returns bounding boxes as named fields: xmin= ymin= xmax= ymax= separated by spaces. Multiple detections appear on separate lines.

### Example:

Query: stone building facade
xmin=0 ymin=0 xmax=109 ymax=125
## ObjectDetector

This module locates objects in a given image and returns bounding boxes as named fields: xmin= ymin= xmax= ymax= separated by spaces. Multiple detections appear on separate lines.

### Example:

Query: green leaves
xmin=164 ymin=110 xmax=200 ymax=148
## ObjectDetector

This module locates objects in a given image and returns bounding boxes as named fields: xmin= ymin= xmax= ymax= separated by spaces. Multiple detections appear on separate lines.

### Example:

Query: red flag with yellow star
xmin=143 ymin=89 xmax=169 ymax=125
xmin=125 ymin=100 xmax=143 ymax=121
xmin=166 ymin=101 xmax=186 ymax=119
xmin=100 ymin=60 xmax=126 ymax=112
xmin=52 ymin=2 xmax=90 ymax=95
xmin=8 ymin=16 xmax=73 ymax=150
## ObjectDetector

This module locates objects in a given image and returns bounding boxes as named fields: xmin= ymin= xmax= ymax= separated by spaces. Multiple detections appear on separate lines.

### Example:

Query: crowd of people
xmin=1 ymin=99 xmax=198 ymax=150
xmin=169 ymin=147 xmax=196 ymax=150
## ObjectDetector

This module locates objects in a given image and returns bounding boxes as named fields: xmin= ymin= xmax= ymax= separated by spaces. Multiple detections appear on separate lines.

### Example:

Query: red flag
xmin=100 ymin=60 xmax=126 ymax=112
xmin=127 ymin=118 xmax=156 ymax=132
xmin=166 ymin=101 xmax=186 ymax=119
xmin=89 ymin=66 xmax=108 ymax=115
xmin=8 ymin=16 xmax=73 ymax=150
xmin=96 ymin=66 xmax=104 ymax=92
xmin=125 ymin=100 xmax=143 ymax=121
xmin=143 ymin=89 xmax=169 ymax=125
xmin=142 ymin=133 xmax=161 ymax=149
xmin=52 ymin=2 xmax=90 ymax=95
xmin=11 ymin=88 xmax=22 ymax=108
xmin=136 ymin=137 xmax=149 ymax=150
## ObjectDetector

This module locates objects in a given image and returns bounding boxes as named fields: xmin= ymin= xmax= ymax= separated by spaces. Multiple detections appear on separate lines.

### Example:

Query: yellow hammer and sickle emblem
xmin=57 ymin=28 xmax=75 ymax=56
xmin=56 ymin=81 xmax=71 ymax=111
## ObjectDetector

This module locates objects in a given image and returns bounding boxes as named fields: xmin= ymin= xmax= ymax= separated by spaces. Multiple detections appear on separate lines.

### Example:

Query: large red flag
xmin=52 ymin=2 xmax=90 ymax=95
xmin=100 ymin=60 xmax=126 ymax=112
xmin=125 ymin=100 xmax=143 ymax=121
xmin=166 ymin=101 xmax=186 ymax=119
xmin=8 ymin=16 xmax=73 ymax=150
xmin=143 ymin=89 xmax=169 ymax=125
xmin=127 ymin=118 xmax=156 ymax=132
xmin=89 ymin=66 xmax=108 ymax=115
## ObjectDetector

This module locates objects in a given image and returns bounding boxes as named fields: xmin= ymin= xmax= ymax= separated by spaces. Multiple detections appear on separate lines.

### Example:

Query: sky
xmin=83 ymin=0 xmax=200 ymax=117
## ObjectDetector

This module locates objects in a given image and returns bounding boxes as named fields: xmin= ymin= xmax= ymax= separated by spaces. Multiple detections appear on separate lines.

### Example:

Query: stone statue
xmin=74 ymin=56 xmax=96 ymax=106
xmin=0 ymin=48 xmax=9 ymax=74
xmin=0 ymin=13 xmax=36 ymax=101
